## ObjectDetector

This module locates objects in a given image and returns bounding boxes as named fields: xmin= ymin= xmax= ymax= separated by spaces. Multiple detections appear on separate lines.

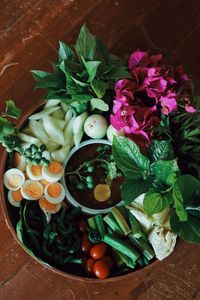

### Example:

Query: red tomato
xmin=94 ymin=260 xmax=110 ymax=279
xmin=90 ymin=242 xmax=107 ymax=260
xmin=81 ymin=234 xmax=92 ymax=253
xmin=102 ymin=256 xmax=115 ymax=270
xmin=85 ymin=258 xmax=95 ymax=276
xmin=77 ymin=220 xmax=88 ymax=233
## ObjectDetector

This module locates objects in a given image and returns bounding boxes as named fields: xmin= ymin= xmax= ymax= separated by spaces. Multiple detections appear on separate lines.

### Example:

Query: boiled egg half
xmin=21 ymin=180 xmax=43 ymax=200
xmin=42 ymin=161 xmax=63 ymax=182
xmin=26 ymin=164 xmax=43 ymax=181
xmin=8 ymin=189 xmax=24 ymax=207
xmin=4 ymin=168 xmax=25 ymax=191
xmin=44 ymin=182 xmax=65 ymax=204
xmin=13 ymin=152 xmax=26 ymax=172
xmin=39 ymin=197 xmax=61 ymax=214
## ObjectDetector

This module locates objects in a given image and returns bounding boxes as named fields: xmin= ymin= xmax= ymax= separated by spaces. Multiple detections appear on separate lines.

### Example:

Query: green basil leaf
xmin=150 ymin=159 xmax=180 ymax=185
xmin=75 ymin=24 xmax=96 ymax=60
xmin=58 ymin=41 xmax=74 ymax=61
xmin=90 ymin=79 xmax=108 ymax=98
xmin=31 ymin=70 xmax=65 ymax=89
xmin=65 ymin=61 xmax=84 ymax=73
xmin=112 ymin=136 xmax=150 ymax=180
xmin=121 ymin=178 xmax=152 ymax=205
xmin=5 ymin=100 xmax=22 ymax=119
xmin=95 ymin=36 xmax=109 ymax=64
xmin=175 ymin=175 xmax=200 ymax=205
xmin=90 ymin=98 xmax=109 ymax=112
xmin=148 ymin=139 xmax=174 ymax=162
xmin=172 ymin=181 xmax=188 ymax=222
xmin=84 ymin=61 xmax=101 ymax=82
xmin=71 ymin=76 xmax=88 ymax=87
xmin=143 ymin=192 xmax=171 ymax=216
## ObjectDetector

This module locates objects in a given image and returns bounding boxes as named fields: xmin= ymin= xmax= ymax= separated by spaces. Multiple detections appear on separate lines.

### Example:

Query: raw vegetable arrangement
xmin=1 ymin=25 xmax=200 ymax=279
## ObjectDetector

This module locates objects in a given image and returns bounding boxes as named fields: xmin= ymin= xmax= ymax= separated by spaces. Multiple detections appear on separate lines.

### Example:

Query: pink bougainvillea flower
xmin=115 ymin=79 xmax=135 ymax=100
xmin=128 ymin=50 xmax=149 ymax=70
xmin=176 ymin=65 xmax=190 ymax=82
xmin=160 ymin=90 xmax=177 ymax=115
xmin=185 ymin=104 xmax=196 ymax=113
xmin=149 ymin=54 xmax=162 ymax=65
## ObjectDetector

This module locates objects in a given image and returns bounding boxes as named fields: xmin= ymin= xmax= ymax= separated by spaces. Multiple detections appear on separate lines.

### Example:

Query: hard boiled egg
xmin=13 ymin=152 xmax=26 ymax=172
xmin=40 ymin=179 xmax=49 ymax=189
xmin=42 ymin=161 xmax=63 ymax=182
xmin=8 ymin=189 xmax=24 ymax=207
xmin=39 ymin=197 xmax=61 ymax=214
xmin=26 ymin=164 xmax=43 ymax=181
xmin=44 ymin=182 xmax=65 ymax=204
xmin=21 ymin=180 xmax=43 ymax=200
xmin=4 ymin=168 xmax=25 ymax=191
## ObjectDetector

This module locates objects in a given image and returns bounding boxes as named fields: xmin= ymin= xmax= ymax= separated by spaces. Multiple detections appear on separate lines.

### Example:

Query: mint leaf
xmin=75 ymin=24 xmax=96 ymax=60
xmin=90 ymin=80 xmax=108 ymax=98
xmin=5 ymin=100 xmax=22 ymax=119
xmin=112 ymin=136 xmax=150 ymax=180
xmin=90 ymin=98 xmax=109 ymax=112
xmin=85 ymin=61 xmax=101 ymax=82
xmin=144 ymin=192 xmax=171 ymax=216
xmin=121 ymin=178 xmax=152 ymax=205
xmin=59 ymin=41 xmax=74 ymax=61
xmin=150 ymin=159 xmax=180 ymax=185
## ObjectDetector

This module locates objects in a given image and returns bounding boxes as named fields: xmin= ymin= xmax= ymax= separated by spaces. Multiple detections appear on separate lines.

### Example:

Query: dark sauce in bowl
xmin=65 ymin=143 xmax=123 ymax=210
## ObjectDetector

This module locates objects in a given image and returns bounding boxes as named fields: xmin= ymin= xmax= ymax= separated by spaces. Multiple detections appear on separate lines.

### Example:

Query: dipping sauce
xmin=65 ymin=143 xmax=123 ymax=210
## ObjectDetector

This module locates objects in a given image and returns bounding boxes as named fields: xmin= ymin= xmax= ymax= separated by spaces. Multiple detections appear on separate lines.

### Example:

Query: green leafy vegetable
xmin=112 ymin=136 xmax=150 ymax=180
xmin=90 ymin=98 xmax=109 ymax=111
xmin=143 ymin=192 xmax=171 ymax=216
xmin=148 ymin=139 xmax=174 ymax=162
xmin=170 ymin=175 xmax=200 ymax=243
xmin=75 ymin=24 xmax=96 ymax=60
xmin=5 ymin=100 xmax=22 ymax=119
xmin=150 ymin=159 xmax=180 ymax=185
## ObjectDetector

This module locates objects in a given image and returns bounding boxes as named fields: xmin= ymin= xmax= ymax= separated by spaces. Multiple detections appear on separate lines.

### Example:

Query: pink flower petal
xmin=185 ymin=104 xmax=196 ymax=113
xmin=128 ymin=50 xmax=149 ymax=70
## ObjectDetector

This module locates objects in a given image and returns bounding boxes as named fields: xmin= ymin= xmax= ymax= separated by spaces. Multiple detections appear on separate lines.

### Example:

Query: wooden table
xmin=0 ymin=1 xmax=200 ymax=299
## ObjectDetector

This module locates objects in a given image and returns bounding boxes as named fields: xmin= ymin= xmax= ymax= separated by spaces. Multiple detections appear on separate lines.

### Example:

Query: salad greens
xmin=31 ymin=24 xmax=130 ymax=115
xmin=112 ymin=136 xmax=200 ymax=244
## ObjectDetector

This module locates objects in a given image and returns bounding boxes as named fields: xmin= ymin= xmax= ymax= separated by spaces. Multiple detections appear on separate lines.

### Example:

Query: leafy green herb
xmin=147 ymin=139 xmax=174 ymax=162
xmin=143 ymin=192 xmax=171 ymax=217
xmin=5 ymin=100 xmax=22 ymax=119
xmin=170 ymin=175 xmax=200 ymax=243
xmin=90 ymin=98 xmax=109 ymax=112
xmin=150 ymin=159 xmax=180 ymax=186
xmin=32 ymin=24 xmax=129 ymax=114
xmin=112 ymin=136 xmax=150 ymax=180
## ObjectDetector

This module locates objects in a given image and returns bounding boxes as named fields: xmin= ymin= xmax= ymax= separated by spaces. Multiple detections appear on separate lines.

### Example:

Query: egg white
xmin=7 ymin=190 xmax=20 ymax=207
xmin=44 ymin=182 xmax=65 ymax=204
xmin=39 ymin=197 xmax=62 ymax=214
xmin=21 ymin=179 xmax=43 ymax=200
xmin=42 ymin=164 xmax=63 ymax=182
xmin=4 ymin=168 xmax=25 ymax=191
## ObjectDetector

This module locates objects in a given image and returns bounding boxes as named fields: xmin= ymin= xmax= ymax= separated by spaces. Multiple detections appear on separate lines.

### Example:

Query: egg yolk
xmin=47 ymin=183 xmax=61 ymax=198
xmin=13 ymin=152 xmax=21 ymax=167
xmin=47 ymin=161 xmax=62 ymax=174
xmin=31 ymin=165 xmax=42 ymax=176
xmin=12 ymin=189 xmax=23 ymax=202
xmin=23 ymin=182 xmax=43 ymax=199
xmin=40 ymin=179 xmax=49 ymax=189
xmin=39 ymin=197 xmax=59 ymax=211
xmin=8 ymin=174 xmax=22 ymax=189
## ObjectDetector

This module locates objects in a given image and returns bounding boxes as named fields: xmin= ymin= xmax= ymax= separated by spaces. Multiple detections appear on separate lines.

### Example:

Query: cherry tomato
xmin=94 ymin=260 xmax=110 ymax=279
xmin=77 ymin=220 xmax=88 ymax=233
xmin=90 ymin=242 xmax=107 ymax=260
xmin=85 ymin=258 xmax=95 ymax=276
xmin=81 ymin=234 xmax=92 ymax=253
xmin=102 ymin=256 xmax=115 ymax=270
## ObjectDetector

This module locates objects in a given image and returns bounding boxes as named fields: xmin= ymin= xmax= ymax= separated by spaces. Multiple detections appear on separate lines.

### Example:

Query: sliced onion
xmin=63 ymin=117 xmax=75 ymax=146
xmin=65 ymin=109 xmax=73 ymax=124
xmin=74 ymin=129 xmax=84 ymax=148
xmin=18 ymin=132 xmax=41 ymax=144
xmin=46 ymin=115 xmax=66 ymax=130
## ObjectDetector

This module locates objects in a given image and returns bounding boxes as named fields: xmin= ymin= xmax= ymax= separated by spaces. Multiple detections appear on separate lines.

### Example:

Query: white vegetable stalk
xmin=148 ymin=227 xmax=177 ymax=261
xmin=65 ymin=109 xmax=73 ymax=125
xmin=51 ymin=145 xmax=70 ymax=163
xmin=43 ymin=116 xmax=65 ymax=145
xmin=73 ymin=111 xmax=88 ymax=135
xmin=18 ymin=133 xmax=41 ymax=145
xmin=29 ymin=106 xmax=60 ymax=120
xmin=51 ymin=108 xmax=65 ymax=120
xmin=107 ymin=124 xmax=125 ymax=143
xmin=44 ymin=100 xmax=61 ymax=108
xmin=29 ymin=120 xmax=49 ymax=145
xmin=46 ymin=115 xmax=66 ymax=130
xmin=74 ymin=130 xmax=84 ymax=148
xmin=60 ymin=102 xmax=69 ymax=112
xmin=63 ymin=117 xmax=75 ymax=147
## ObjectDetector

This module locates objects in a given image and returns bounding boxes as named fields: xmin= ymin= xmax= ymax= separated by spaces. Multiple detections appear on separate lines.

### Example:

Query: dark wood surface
xmin=0 ymin=1 xmax=200 ymax=299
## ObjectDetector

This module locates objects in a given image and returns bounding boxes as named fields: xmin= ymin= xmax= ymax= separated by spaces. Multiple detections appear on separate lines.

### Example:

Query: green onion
xmin=103 ymin=214 xmax=123 ymax=235
xmin=95 ymin=214 xmax=106 ymax=240
xmin=129 ymin=234 xmax=155 ymax=261
xmin=87 ymin=216 xmax=97 ymax=230
xmin=111 ymin=207 xmax=131 ymax=236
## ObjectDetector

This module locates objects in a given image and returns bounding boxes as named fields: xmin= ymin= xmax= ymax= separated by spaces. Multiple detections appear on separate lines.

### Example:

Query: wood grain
xmin=0 ymin=1 xmax=200 ymax=299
